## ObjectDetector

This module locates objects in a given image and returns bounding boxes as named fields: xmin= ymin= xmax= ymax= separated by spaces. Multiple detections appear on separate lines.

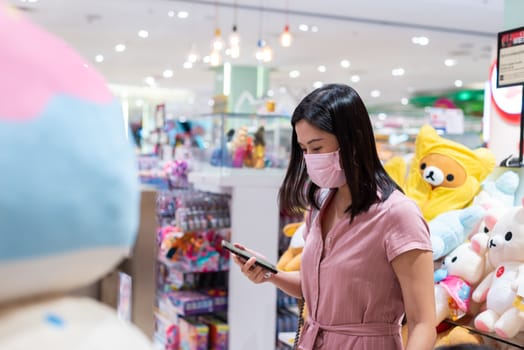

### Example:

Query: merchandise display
xmin=190 ymin=113 xmax=292 ymax=170
xmin=154 ymin=188 xmax=231 ymax=350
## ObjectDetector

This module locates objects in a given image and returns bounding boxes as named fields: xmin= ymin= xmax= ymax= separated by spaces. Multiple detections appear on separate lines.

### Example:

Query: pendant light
xmin=209 ymin=0 xmax=223 ymax=66
xmin=279 ymin=0 xmax=292 ymax=47
xmin=255 ymin=0 xmax=272 ymax=63
xmin=228 ymin=0 xmax=240 ymax=58
xmin=280 ymin=25 xmax=292 ymax=47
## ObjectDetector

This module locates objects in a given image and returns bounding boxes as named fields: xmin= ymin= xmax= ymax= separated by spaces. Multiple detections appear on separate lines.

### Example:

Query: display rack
xmin=189 ymin=168 xmax=285 ymax=350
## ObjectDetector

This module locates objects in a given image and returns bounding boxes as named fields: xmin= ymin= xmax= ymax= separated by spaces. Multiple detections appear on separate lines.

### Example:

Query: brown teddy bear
xmin=385 ymin=125 xmax=495 ymax=221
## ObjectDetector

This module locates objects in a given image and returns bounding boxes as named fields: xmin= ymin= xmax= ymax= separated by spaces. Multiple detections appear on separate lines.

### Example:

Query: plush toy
xmin=434 ymin=241 xmax=488 ymax=325
xmin=471 ymin=199 xmax=524 ymax=339
xmin=429 ymin=205 xmax=485 ymax=260
xmin=277 ymin=222 xmax=306 ymax=272
xmin=230 ymin=126 xmax=248 ymax=168
xmin=474 ymin=170 xmax=520 ymax=209
xmin=253 ymin=126 xmax=266 ymax=169
xmin=385 ymin=125 xmax=496 ymax=221
xmin=0 ymin=5 xmax=150 ymax=349
xmin=433 ymin=326 xmax=484 ymax=348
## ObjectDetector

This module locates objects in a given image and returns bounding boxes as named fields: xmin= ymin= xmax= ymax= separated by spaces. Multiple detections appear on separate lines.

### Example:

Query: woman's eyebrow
xmin=298 ymin=138 xmax=323 ymax=147
xmin=306 ymin=138 xmax=323 ymax=145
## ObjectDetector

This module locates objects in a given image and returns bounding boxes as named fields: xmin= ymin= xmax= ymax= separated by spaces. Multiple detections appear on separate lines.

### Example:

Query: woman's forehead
xmin=295 ymin=120 xmax=334 ymax=144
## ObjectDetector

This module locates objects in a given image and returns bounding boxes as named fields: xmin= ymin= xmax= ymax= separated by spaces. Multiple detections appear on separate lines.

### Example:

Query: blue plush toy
xmin=0 ymin=5 xmax=150 ymax=349
xmin=475 ymin=170 xmax=520 ymax=208
xmin=430 ymin=205 xmax=485 ymax=260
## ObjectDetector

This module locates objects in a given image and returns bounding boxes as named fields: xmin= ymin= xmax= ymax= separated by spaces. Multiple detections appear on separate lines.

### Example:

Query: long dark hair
xmin=278 ymin=84 xmax=401 ymax=221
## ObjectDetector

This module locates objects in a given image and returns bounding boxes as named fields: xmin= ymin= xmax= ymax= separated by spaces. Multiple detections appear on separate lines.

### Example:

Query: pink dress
xmin=298 ymin=190 xmax=431 ymax=349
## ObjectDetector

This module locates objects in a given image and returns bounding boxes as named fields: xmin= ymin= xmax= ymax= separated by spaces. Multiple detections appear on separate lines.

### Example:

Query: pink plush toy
xmin=472 ymin=198 xmax=524 ymax=338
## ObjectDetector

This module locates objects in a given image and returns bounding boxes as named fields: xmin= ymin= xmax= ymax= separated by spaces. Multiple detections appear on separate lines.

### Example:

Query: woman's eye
xmin=312 ymin=147 xmax=322 ymax=152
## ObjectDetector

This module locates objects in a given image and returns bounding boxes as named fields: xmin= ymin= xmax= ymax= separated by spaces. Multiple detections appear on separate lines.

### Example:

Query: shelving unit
xmin=445 ymin=316 xmax=524 ymax=349
xmin=189 ymin=168 xmax=285 ymax=350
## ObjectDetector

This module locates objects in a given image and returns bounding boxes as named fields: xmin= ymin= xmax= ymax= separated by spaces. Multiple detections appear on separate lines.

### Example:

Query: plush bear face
xmin=486 ymin=206 xmax=524 ymax=268
xmin=419 ymin=153 xmax=467 ymax=189
xmin=442 ymin=243 xmax=485 ymax=284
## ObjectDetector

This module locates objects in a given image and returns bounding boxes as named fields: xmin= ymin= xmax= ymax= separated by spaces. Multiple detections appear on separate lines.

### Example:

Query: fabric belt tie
xmin=298 ymin=316 xmax=401 ymax=350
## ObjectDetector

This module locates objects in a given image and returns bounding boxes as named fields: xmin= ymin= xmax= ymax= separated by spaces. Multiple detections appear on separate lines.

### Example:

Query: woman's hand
xmin=231 ymin=243 xmax=274 ymax=284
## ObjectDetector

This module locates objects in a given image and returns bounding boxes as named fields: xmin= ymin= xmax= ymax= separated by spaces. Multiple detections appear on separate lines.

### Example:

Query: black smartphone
xmin=221 ymin=240 xmax=278 ymax=274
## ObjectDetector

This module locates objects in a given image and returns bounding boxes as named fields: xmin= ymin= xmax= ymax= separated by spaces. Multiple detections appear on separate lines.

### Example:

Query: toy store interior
xmin=2 ymin=0 xmax=524 ymax=349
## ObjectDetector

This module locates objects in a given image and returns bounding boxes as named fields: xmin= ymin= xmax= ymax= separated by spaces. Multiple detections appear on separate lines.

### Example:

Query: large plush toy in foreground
xmin=0 ymin=4 xmax=150 ymax=349
xmin=472 ymin=199 xmax=524 ymax=339
xmin=385 ymin=125 xmax=495 ymax=221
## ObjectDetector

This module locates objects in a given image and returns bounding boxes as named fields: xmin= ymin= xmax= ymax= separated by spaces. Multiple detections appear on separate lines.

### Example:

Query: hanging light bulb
xmin=230 ymin=45 xmax=240 ymax=59
xmin=212 ymin=28 xmax=224 ymax=51
xmin=255 ymin=39 xmax=265 ymax=62
xmin=210 ymin=50 xmax=221 ymax=67
xmin=279 ymin=24 xmax=292 ymax=47
xmin=229 ymin=25 xmax=240 ymax=47
xmin=229 ymin=25 xmax=240 ymax=59
xmin=262 ymin=44 xmax=273 ymax=62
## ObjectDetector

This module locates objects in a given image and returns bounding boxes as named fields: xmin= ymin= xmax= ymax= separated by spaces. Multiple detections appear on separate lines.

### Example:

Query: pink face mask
xmin=303 ymin=149 xmax=346 ymax=188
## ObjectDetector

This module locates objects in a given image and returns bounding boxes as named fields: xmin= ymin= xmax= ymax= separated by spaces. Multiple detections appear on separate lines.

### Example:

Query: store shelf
xmin=188 ymin=167 xmax=285 ymax=193
xmin=189 ymin=168 xmax=284 ymax=350
xmin=445 ymin=316 xmax=524 ymax=349
xmin=277 ymin=332 xmax=296 ymax=349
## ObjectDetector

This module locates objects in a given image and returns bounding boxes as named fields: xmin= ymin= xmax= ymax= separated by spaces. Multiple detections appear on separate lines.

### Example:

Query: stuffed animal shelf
xmin=471 ymin=198 xmax=524 ymax=339
xmin=385 ymin=125 xmax=496 ymax=221
xmin=0 ymin=5 xmax=151 ymax=349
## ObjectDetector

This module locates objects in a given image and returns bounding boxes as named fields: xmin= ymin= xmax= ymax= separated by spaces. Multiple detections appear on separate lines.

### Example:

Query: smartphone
xmin=221 ymin=240 xmax=278 ymax=274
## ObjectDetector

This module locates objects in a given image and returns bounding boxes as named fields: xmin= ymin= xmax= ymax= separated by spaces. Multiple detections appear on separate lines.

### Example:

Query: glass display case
xmin=187 ymin=113 xmax=292 ymax=172
xmin=370 ymin=109 xmax=484 ymax=162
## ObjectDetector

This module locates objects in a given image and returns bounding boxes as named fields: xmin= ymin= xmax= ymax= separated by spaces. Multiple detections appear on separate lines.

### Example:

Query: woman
xmin=233 ymin=84 xmax=436 ymax=349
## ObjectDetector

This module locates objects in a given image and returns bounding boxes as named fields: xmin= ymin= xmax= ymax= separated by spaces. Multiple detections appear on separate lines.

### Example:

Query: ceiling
xmin=9 ymin=0 xmax=505 ymax=113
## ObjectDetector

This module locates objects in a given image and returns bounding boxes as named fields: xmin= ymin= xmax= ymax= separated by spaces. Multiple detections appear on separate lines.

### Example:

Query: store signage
xmin=495 ymin=26 xmax=524 ymax=166
xmin=490 ymin=62 xmax=522 ymax=125
xmin=427 ymin=107 xmax=464 ymax=134
xmin=497 ymin=26 xmax=524 ymax=88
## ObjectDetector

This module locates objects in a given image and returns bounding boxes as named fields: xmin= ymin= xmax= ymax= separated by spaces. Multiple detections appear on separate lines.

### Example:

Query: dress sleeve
xmin=385 ymin=197 xmax=432 ymax=262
